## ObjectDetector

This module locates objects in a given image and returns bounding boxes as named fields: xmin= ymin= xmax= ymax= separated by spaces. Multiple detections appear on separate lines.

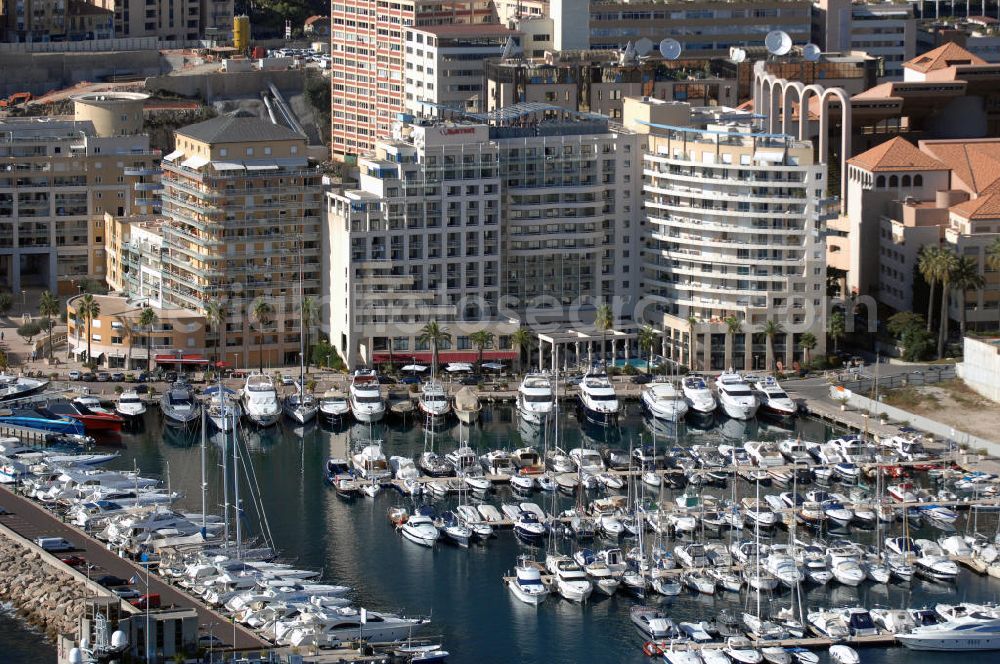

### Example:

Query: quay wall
xmin=0 ymin=523 xmax=118 ymax=638
xmin=144 ymin=68 xmax=307 ymax=102
xmin=0 ymin=50 xmax=165 ymax=97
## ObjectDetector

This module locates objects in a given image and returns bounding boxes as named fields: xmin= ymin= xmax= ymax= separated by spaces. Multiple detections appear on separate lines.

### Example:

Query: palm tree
xmin=510 ymin=327 xmax=533 ymax=373
xmin=417 ymin=320 xmax=451 ymax=379
xmin=828 ymin=310 xmax=846 ymax=354
xmin=762 ymin=320 xmax=782 ymax=372
xmin=637 ymin=324 xmax=657 ymax=375
xmin=723 ymin=315 xmax=741 ymax=370
xmin=987 ymin=237 xmax=1000 ymax=332
xmin=250 ymin=297 xmax=273 ymax=372
xmin=918 ymin=245 xmax=942 ymax=333
xmin=687 ymin=315 xmax=698 ymax=370
xmin=936 ymin=249 xmax=959 ymax=358
xmin=137 ymin=306 xmax=158 ymax=373
xmin=38 ymin=290 xmax=59 ymax=360
xmin=952 ymin=255 xmax=985 ymax=337
xmin=469 ymin=330 xmax=495 ymax=375
xmin=799 ymin=331 xmax=817 ymax=365
xmin=77 ymin=294 xmax=100 ymax=365
xmin=204 ymin=300 xmax=225 ymax=368
xmin=115 ymin=314 xmax=133 ymax=370
xmin=301 ymin=296 xmax=317 ymax=371
xmin=594 ymin=303 xmax=613 ymax=366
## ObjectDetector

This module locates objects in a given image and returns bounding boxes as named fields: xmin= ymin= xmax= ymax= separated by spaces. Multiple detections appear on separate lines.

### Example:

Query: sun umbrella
xmin=482 ymin=362 xmax=504 ymax=371
xmin=401 ymin=364 xmax=428 ymax=372
xmin=446 ymin=363 xmax=474 ymax=372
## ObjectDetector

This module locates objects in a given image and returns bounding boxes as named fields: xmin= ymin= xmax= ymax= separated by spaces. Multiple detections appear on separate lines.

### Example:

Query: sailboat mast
xmin=233 ymin=408 xmax=242 ymax=559
xmin=222 ymin=407 xmax=230 ymax=550
xmin=298 ymin=236 xmax=305 ymax=398
xmin=200 ymin=406 xmax=207 ymax=535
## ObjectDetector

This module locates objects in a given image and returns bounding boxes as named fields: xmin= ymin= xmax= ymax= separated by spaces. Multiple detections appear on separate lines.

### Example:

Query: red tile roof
xmin=846 ymin=136 xmax=948 ymax=173
xmin=904 ymin=42 xmax=987 ymax=73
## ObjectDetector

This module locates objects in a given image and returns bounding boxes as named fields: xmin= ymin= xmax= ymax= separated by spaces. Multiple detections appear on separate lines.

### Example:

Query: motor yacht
xmin=0 ymin=373 xmax=48 ymax=402
xmin=517 ymin=373 xmax=554 ymax=426
xmin=159 ymin=381 xmax=201 ymax=428
xmin=351 ymin=443 xmax=390 ymax=481
xmin=418 ymin=381 xmax=451 ymax=419
xmin=897 ymin=615 xmax=1000 ymax=650
xmin=241 ymin=373 xmax=280 ymax=427
xmin=546 ymin=555 xmax=593 ymax=603
xmin=400 ymin=513 xmax=439 ymax=547
xmin=748 ymin=375 xmax=796 ymax=418
xmin=318 ymin=389 xmax=350 ymax=421
xmin=114 ymin=390 xmax=146 ymax=420
xmin=715 ymin=372 xmax=759 ymax=420
xmin=507 ymin=556 xmax=549 ymax=605
xmin=630 ymin=605 xmax=680 ymax=640
xmin=453 ymin=386 xmax=480 ymax=425
xmin=682 ymin=374 xmax=717 ymax=414
xmin=349 ymin=370 xmax=385 ymax=423
xmin=641 ymin=381 xmax=689 ymax=422
xmin=577 ymin=367 xmax=620 ymax=426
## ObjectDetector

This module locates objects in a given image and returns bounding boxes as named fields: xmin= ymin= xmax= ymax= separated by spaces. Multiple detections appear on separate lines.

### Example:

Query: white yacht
xmin=349 ymin=370 xmax=385 ymax=423
xmin=517 ymin=373 xmax=554 ymax=426
xmin=716 ymin=371 xmax=759 ymax=420
xmin=577 ymin=367 xmax=619 ymax=426
xmin=507 ymin=556 xmax=549 ymax=605
xmin=241 ymin=373 xmax=280 ymax=427
xmin=283 ymin=382 xmax=318 ymax=425
xmin=641 ymin=381 xmax=689 ymax=422
xmin=898 ymin=615 xmax=1000 ymax=651
xmin=206 ymin=386 xmax=241 ymax=432
xmin=546 ymin=555 xmax=593 ymax=603
xmin=160 ymin=381 xmax=201 ymax=428
xmin=682 ymin=374 xmax=717 ymax=414
xmin=569 ymin=448 xmax=605 ymax=475
xmin=0 ymin=373 xmax=49 ymax=402
xmin=749 ymin=375 xmax=797 ymax=418
xmin=453 ymin=386 xmax=480 ymax=425
xmin=318 ymin=389 xmax=350 ymax=421
xmin=418 ymin=381 xmax=451 ymax=419
xmin=115 ymin=389 xmax=146 ymax=420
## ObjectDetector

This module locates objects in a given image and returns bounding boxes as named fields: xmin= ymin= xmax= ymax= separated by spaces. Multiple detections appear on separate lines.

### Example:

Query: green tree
xmin=137 ymin=306 xmax=158 ymax=373
xmin=204 ymin=299 xmax=226 ymax=367
xmin=887 ymin=311 xmax=926 ymax=338
xmin=77 ymin=294 xmax=100 ymax=363
xmin=637 ymin=324 xmax=657 ymax=375
xmin=418 ymin=320 xmax=451 ymax=378
xmin=510 ymin=327 xmax=533 ymax=373
xmin=936 ymin=249 xmax=959 ymax=358
xmin=724 ymin=315 xmax=741 ymax=370
xmin=987 ymin=237 xmax=1000 ymax=332
xmin=887 ymin=311 xmax=933 ymax=362
xmin=762 ymin=319 xmax=782 ymax=371
xmin=918 ymin=245 xmax=942 ymax=332
xmin=594 ymin=303 xmax=613 ymax=367
xmin=77 ymin=277 xmax=96 ymax=294
xmin=251 ymin=298 xmax=274 ymax=373
xmin=115 ymin=314 xmax=134 ymax=370
xmin=0 ymin=350 xmax=7 ymax=370
xmin=0 ymin=293 xmax=11 ymax=317
xmin=38 ymin=290 xmax=59 ymax=360
xmin=799 ymin=331 xmax=817 ymax=365
xmin=469 ymin=329 xmax=494 ymax=375
xmin=828 ymin=310 xmax=846 ymax=354
xmin=301 ymin=296 xmax=317 ymax=371
xmin=17 ymin=320 xmax=41 ymax=344
xmin=952 ymin=255 xmax=985 ymax=337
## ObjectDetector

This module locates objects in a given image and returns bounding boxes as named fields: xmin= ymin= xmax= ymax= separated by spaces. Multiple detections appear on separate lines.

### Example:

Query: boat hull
xmin=577 ymin=396 xmax=619 ymax=427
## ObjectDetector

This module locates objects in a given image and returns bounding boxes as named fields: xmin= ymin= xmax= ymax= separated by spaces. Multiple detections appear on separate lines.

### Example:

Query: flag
xmin=360 ymin=608 xmax=367 ymax=625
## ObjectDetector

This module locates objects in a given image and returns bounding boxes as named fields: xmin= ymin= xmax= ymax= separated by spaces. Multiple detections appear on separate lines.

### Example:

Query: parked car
xmin=400 ymin=375 xmax=421 ymax=385
xmin=134 ymin=372 xmax=149 ymax=383
xmin=198 ymin=635 xmax=224 ymax=648
xmin=630 ymin=374 xmax=653 ymax=384
xmin=96 ymin=372 xmax=110 ymax=382
xmin=128 ymin=593 xmax=160 ymax=610
xmin=281 ymin=375 xmax=294 ymax=386
xmin=95 ymin=575 xmax=130 ymax=588
xmin=459 ymin=374 xmax=480 ymax=386
xmin=377 ymin=375 xmax=396 ymax=385
xmin=110 ymin=372 xmax=125 ymax=382
xmin=113 ymin=587 xmax=142 ymax=600
xmin=68 ymin=370 xmax=82 ymax=381
xmin=59 ymin=555 xmax=86 ymax=568
xmin=134 ymin=384 xmax=149 ymax=394
xmin=81 ymin=372 xmax=96 ymax=382
xmin=35 ymin=537 xmax=74 ymax=552
xmin=164 ymin=371 xmax=178 ymax=383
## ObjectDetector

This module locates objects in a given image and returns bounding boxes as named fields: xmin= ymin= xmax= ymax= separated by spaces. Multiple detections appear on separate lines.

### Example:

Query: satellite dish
xmin=803 ymin=43 xmax=822 ymax=62
xmin=500 ymin=36 xmax=515 ymax=60
xmin=765 ymin=30 xmax=793 ymax=56
xmin=111 ymin=630 xmax=129 ymax=649
xmin=635 ymin=37 xmax=654 ymax=57
xmin=729 ymin=47 xmax=747 ymax=64
xmin=659 ymin=38 xmax=682 ymax=61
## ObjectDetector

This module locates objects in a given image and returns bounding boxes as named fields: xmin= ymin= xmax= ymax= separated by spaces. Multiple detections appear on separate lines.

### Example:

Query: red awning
xmin=372 ymin=351 xmax=517 ymax=363
xmin=154 ymin=354 xmax=210 ymax=365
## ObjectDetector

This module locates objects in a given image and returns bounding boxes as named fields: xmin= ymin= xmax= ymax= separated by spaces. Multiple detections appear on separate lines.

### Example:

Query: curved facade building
xmin=628 ymin=97 xmax=829 ymax=372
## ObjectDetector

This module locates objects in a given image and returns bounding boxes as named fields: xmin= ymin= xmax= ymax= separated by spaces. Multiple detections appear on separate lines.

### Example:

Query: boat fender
xmin=642 ymin=641 xmax=664 ymax=657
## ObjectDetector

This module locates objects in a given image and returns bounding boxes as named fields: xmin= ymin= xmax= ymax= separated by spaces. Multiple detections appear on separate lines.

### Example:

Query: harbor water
xmin=5 ymin=403 xmax=999 ymax=663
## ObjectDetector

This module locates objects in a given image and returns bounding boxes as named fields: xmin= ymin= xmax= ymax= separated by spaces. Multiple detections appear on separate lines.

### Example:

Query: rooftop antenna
xmin=729 ymin=47 xmax=747 ymax=63
xmin=659 ymin=38 xmax=682 ymax=61
xmin=803 ymin=43 xmax=822 ymax=62
xmin=765 ymin=30 xmax=793 ymax=57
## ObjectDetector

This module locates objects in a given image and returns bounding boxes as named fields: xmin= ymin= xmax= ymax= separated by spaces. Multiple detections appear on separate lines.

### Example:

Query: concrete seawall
xmin=0 ymin=523 xmax=115 ymax=638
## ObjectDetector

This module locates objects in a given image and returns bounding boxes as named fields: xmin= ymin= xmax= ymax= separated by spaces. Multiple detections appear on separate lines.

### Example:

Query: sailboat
xmin=284 ymin=249 xmax=317 ymax=424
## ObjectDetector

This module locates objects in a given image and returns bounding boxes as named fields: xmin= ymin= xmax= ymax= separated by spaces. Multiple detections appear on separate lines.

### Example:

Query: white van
xmin=35 ymin=537 xmax=74 ymax=552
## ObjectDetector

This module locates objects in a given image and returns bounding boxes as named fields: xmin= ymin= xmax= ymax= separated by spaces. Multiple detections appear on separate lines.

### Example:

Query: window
xmin=457 ymin=336 xmax=471 ymax=350
xmin=876 ymin=175 xmax=885 ymax=188
xmin=889 ymin=175 xmax=898 ymax=187
xmin=902 ymin=174 xmax=911 ymax=186
xmin=914 ymin=174 xmax=923 ymax=186
xmin=220 ymin=148 xmax=228 ymax=157
xmin=264 ymin=147 xmax=272 ymax=155
xmin=246 ymin=147 xmax=254 ymax=156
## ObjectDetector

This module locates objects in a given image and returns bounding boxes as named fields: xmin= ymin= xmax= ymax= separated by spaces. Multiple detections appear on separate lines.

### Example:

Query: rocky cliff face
xmin=0 ymin=534 xmax=92 ymax=638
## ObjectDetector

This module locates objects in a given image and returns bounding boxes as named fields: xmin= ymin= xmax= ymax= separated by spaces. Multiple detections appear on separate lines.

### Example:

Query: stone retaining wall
xmin=0 ymin=527 xmax=102 ymax=638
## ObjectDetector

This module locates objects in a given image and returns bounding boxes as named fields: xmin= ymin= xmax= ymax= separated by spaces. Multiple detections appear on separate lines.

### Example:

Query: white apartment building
xmin=324 ymin=108 xmax=641 ymax=368
xmin=404 ymin=24 xmax=520 ymax=117
xmin=627 ymin=97 xmax=830 ymax=372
